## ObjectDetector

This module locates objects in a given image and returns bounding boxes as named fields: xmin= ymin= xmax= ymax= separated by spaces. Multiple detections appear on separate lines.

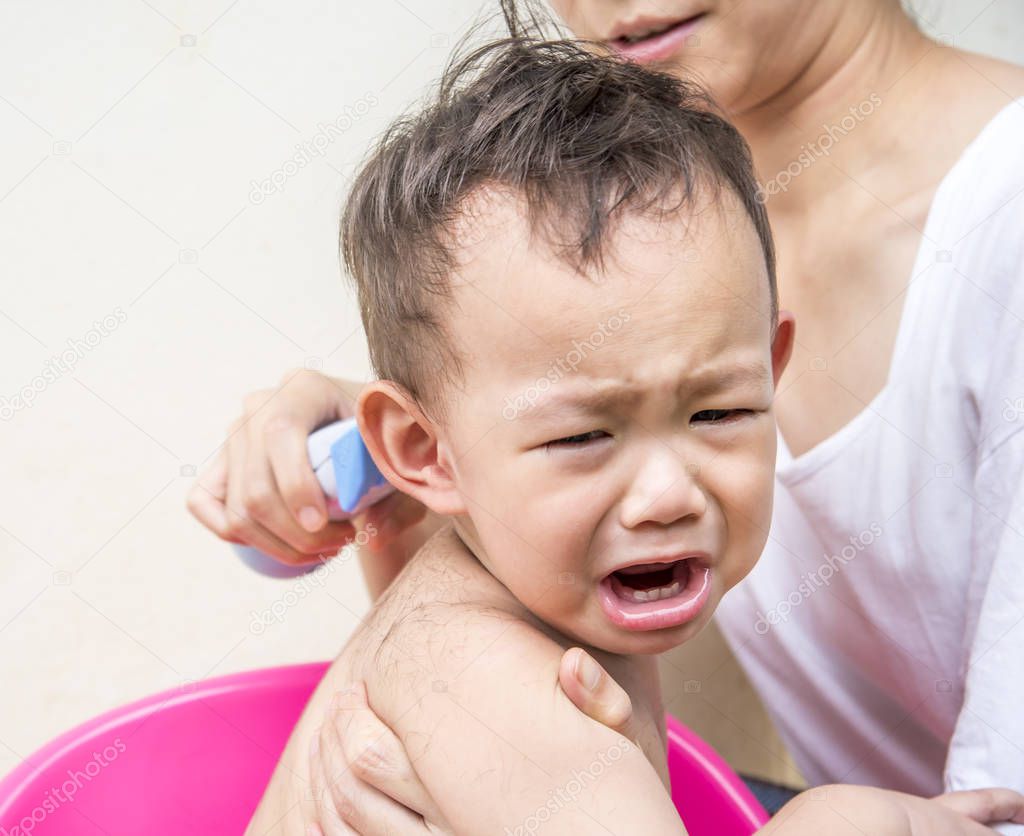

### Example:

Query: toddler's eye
xmin=546 ymin=430 xmax=610 ymax=448
xmin=691 ymin=409 xmax=753 ymax=424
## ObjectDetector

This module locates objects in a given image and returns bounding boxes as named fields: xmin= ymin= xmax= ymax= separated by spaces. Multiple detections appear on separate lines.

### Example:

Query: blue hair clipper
xmin=234 ymin=417 xmax=395 ymax=577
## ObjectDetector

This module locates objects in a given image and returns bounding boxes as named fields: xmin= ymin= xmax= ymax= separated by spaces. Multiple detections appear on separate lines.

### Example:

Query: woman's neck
xmin=732 ymin=4 xmax=935 ymax=216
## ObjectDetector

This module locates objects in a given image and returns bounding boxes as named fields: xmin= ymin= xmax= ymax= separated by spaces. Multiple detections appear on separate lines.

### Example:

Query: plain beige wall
xmin=2 ymin=0 xmax=1022 ymax=789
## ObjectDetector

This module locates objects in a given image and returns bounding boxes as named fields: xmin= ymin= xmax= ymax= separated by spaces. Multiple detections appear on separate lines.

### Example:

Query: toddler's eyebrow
xmin=525 ymin=362 xmax=772 ymax=419
xmin=527 ymin=386 xmax=643 ymax=420
xmin=685 ymin=362 xmax=772 ymax=397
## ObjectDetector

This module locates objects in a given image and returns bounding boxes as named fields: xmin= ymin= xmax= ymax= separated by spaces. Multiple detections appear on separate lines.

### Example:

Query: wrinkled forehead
xmin=441 ymin=183 xmax=772 ymax=381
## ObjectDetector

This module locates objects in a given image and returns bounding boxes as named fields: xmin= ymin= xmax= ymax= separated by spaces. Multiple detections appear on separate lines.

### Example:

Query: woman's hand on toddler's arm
xmin=304 ymin=651 xmax=640 ymax=834
xmin=186 ymin=368 xmax=430 ymax=588
xmin=308 ymin=682 xmax=454 ymax=836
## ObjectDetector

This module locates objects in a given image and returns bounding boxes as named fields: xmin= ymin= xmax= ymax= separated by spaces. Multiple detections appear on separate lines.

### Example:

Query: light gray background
xmin=2 ymin=0 xmax=1022 ymax=783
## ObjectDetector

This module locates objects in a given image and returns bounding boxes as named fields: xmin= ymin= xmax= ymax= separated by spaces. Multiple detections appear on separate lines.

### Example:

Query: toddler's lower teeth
xmin=628 ymin=580 xmax=680 ymax=602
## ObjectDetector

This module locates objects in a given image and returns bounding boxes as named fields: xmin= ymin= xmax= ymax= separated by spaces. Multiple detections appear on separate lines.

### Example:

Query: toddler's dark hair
xmin=340 ymin=33 xmax=776 ymax=416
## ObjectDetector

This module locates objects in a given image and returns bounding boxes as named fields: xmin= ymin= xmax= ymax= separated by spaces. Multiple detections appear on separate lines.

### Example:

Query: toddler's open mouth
xmin=598 ymin=556 xmax=711 ymax=631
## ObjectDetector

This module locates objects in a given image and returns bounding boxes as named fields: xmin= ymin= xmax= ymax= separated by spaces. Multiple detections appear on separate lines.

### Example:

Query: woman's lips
xmin=606 ymin=15 xmax=706 ymax=64
xmin=598 ymin=558 xmax=712 ymax=631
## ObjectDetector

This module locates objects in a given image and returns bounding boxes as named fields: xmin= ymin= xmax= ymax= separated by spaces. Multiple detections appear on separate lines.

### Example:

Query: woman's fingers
xmin=187 ymin=371 xmax=425 ymax=569
xmin=186 ymin=451 xmax=241 ymax=542
xmin=264 ymin=370 xmax=364 ymax=534
xmin=222 ymin=410 xmax=317 ymax=565
xmin=320 ymin=683 xmax=452 ymax=834
xmin=309 ymin=727 xmax=358 ymax=836
xmin=211 ymin=382 xmax=359 ymax=565
xmin=306 ymin=682 xmax=453 ymax=834
xmin=263 ymin=408 xmax=331 ymax=533
xmin=558 ymin=648 xmax=635 ymax=736
xmin=933 ymin=787 xmax=1024 ymax=825
xmin=239 ymin=393 xmax=347 ymax=558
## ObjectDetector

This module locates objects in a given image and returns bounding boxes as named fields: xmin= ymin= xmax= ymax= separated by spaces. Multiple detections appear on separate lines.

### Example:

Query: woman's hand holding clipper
xmin=187 ymin=368 xmax=431 ymax=587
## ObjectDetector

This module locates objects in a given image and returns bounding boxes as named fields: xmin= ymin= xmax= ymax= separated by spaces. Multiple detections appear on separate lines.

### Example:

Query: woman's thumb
xmin=558 ymin=647 xmax=635 ymax=737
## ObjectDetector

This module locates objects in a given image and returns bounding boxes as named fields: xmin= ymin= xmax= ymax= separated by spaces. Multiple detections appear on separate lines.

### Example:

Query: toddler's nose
xmin=618 ymin=448 xmax=707 ymax=529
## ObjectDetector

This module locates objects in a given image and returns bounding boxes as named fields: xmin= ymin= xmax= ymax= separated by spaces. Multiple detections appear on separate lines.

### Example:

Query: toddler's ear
xmin=771 ymin=309 xmax=796 ymax=387
xmin=356 ymin=382 xmax=466 ymax=516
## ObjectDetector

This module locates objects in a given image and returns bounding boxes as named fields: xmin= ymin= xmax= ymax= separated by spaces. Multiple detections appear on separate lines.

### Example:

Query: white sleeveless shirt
xmin=716 ymin=97 xmax=1024 ymax=823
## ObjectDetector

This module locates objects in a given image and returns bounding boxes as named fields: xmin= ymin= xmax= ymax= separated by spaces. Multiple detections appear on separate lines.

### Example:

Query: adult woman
xmin=188 ymin=0 xmax=1024 ymax=830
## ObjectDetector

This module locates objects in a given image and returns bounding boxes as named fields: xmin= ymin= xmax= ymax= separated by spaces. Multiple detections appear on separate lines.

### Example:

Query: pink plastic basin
xmin=0 ymin=663 xmax=767 ymax=835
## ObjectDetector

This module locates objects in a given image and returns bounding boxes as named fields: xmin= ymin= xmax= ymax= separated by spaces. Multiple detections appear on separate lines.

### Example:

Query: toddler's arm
xmin=368 ymin=606 xmax=687 ymax=834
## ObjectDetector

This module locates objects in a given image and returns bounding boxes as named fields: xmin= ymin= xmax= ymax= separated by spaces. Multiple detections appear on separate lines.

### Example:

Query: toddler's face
xmin=436 ymin=186 xmax=787 ymax=655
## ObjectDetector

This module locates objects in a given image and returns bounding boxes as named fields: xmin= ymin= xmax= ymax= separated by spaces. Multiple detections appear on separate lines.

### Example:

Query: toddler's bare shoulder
xmin=354 ymin=526 xmax=562 ymax=706
xmin=370 ymin=594 xmax=557 ymax=690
